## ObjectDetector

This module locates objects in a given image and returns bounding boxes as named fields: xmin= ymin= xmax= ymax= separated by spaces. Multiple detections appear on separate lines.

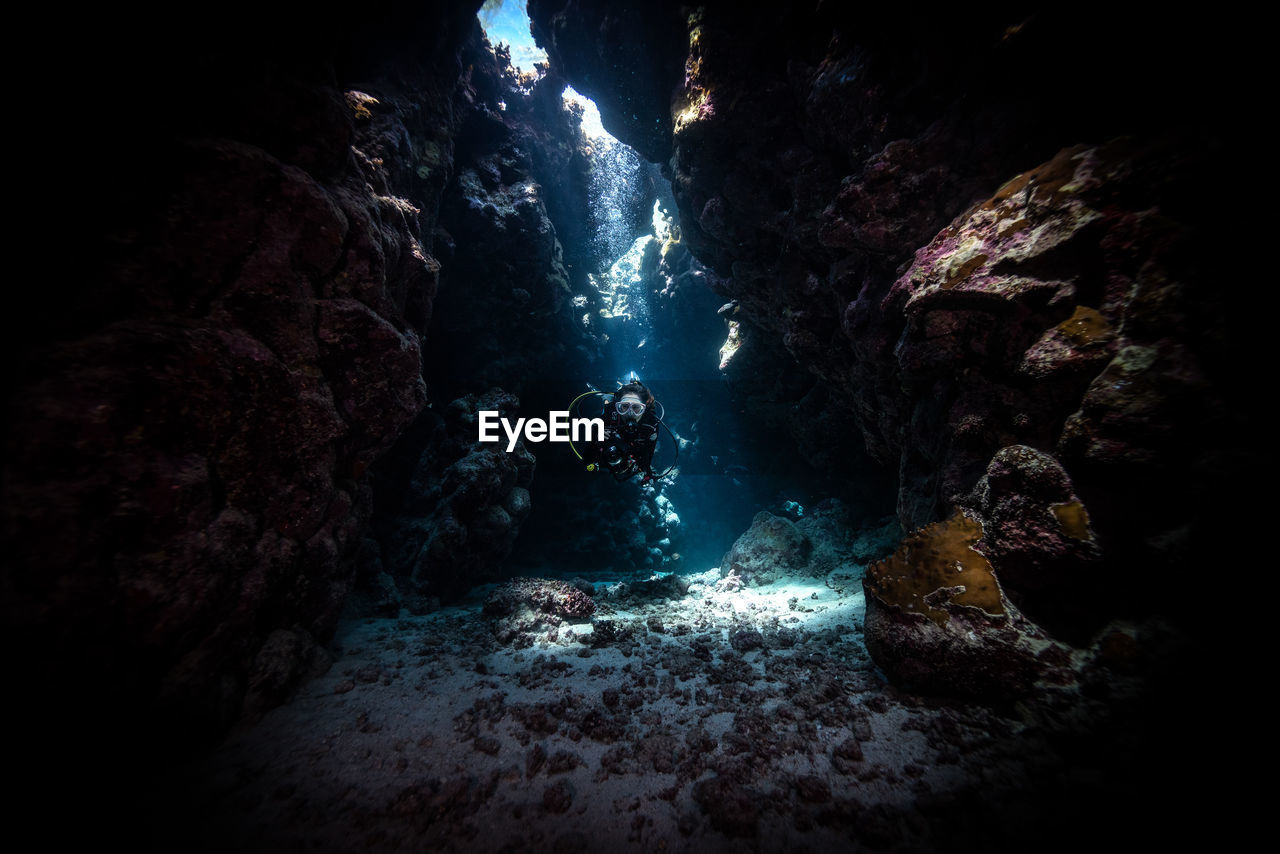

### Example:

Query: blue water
xmin=478 ymin=2 xmax=807 ymax=578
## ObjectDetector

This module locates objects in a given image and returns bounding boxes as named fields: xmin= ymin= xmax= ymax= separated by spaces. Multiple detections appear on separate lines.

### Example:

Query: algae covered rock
xmin=719 ymin=511 xmax=811 ymax=586
xmin=862 ymin=511 xmax=1061 ymax=700
xmin=963 ymin=445 xmax=1102 ymax=643
xmin=484 ymin=576 xmax=596 ymax=646
xmin=483 ymin=576 xmax=596 ymax=620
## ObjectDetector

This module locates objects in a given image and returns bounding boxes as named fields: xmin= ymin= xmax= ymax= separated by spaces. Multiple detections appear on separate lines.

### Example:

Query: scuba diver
xmin=570 ymin=379 xmax=676 ymax=484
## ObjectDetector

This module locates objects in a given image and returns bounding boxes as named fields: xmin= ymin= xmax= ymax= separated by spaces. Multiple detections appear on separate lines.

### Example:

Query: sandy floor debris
xmin=150 ymin=567 xmax=1168 ymax=852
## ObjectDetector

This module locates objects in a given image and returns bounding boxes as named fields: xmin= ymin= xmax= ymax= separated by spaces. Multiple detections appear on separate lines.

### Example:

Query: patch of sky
xmin=478 ymin=0 xmax=547 ymax=73
xmin=476 ymin=2 xmax=611 ymax=142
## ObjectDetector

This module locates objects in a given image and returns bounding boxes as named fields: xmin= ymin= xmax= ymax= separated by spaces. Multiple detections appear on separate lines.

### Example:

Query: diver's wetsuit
xmin=589 ymin=405 xmax=658 ymax=480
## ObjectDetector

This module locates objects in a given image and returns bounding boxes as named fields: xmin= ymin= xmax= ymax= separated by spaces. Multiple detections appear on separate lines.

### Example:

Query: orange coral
xmin=1051 ymin=500 xmax=1092 ymax=540
xmin=985 ymin=144 xmax=1090 ymax=209
xmin=865 ymin=512 xmax=1006 ymax=626
xmin=1055 ymin=305 xmax=1112 ymax=348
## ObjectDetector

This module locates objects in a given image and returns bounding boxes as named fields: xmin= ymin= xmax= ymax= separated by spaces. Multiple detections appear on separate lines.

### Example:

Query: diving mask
xmin=616 ymin=395 xmax=645 ymax=420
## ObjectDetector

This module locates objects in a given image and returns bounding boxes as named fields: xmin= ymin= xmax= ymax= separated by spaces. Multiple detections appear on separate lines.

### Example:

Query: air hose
xmin=653 ymin=419 xmax=680 ymax=479
xmin=566 ymin=390 xmax=609 ymax=461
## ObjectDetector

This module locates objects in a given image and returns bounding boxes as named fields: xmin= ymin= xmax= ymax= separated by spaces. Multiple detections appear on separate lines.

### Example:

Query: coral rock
xmin=864 ymin=513 xmax=1005 ymax=627
xmin=719 ymin=511 xmax=811 ymax=586
xmin=862 ymin=511 xmax=1055 ymax=700
xmin=483 ymin=577 xmax=596 ymax=621
xmin=963 ymin=445 xmax=1103 ymax=642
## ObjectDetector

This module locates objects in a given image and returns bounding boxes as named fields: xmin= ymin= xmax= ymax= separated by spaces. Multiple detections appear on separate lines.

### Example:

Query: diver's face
xmin=616 ymin=394 xmax=645 ymax=423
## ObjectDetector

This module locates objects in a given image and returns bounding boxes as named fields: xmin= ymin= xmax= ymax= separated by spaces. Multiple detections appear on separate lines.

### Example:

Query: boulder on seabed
xmin=862 ymin=509 xmax=1072 ymax=700
xmin=719 ymin=511 xmax=811 ymax=586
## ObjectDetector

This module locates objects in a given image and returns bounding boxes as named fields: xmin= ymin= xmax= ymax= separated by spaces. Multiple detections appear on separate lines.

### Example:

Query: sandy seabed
xmin=151 ymin=568 xmax=1174 ymax=853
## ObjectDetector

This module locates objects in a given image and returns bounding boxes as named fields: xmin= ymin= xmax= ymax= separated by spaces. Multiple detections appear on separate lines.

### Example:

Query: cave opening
xmin=373 ymin=0 xmax=897 ymax=606
xmin=2 ymin=1 xmax=1238 ymax=851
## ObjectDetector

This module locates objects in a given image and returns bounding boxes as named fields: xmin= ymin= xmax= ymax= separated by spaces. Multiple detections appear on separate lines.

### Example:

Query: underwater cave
xmin=1 ymin=1 xmax=1252 ymax=851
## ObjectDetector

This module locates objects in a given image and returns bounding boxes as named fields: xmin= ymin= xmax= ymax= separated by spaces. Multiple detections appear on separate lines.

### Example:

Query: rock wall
xmin=367 ymin=389 xmax=535 ymax=612
xmin=529 ymin=0 xmax=688 ymax=164
xmin=529 ymin=2 xmax=1246 ymax=673
xmin=1 ymin=1 xmax=489 ymax=749
xmin=425 ymin=43 xmax=604 ymax=399
xmin=378 ymin=30 xmax=664 ymax=589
